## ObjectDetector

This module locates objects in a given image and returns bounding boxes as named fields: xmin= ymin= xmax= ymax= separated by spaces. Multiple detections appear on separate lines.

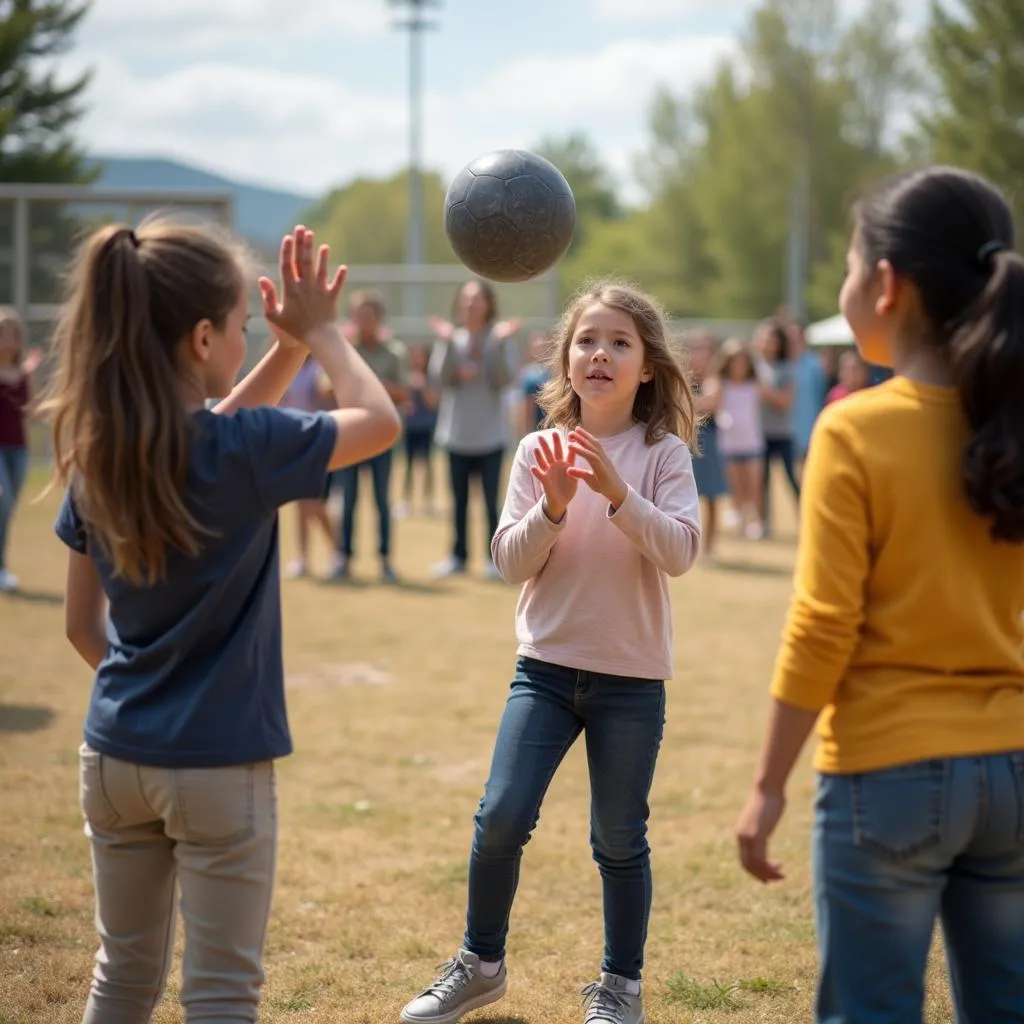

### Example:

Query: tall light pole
xmin=390 ymin=0 xmax=440 ymax=323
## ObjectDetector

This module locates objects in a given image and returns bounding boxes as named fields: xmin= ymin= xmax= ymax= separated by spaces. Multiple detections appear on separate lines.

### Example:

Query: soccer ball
xmin=443 ymin=149 xmax=576 ymax=283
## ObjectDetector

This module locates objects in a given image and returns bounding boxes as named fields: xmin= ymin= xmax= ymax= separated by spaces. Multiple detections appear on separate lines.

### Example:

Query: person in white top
xmin=715 ymin=338 xmax=766 ymax=538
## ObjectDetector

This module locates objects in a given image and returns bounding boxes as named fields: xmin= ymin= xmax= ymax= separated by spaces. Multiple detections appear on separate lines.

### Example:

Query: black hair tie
xmin=977 ymin=240 xmax=1008 ymax=265
xmin=124 ymin=228 xmax=140 ymax=249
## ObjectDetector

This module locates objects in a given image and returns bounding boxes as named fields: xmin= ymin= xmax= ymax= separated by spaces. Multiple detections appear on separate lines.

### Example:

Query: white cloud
xmin=73 ymin=33 xmax=736 ymax=199
xmin=595 ymin=0 xmax=749 ymax=22
xmin=81 ymin=0 xmax=388 ymax=50
xmin=596 ymin=0 xmax=931 ymax=26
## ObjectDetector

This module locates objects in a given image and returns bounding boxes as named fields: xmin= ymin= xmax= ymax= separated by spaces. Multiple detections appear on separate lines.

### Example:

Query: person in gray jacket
xmin=428 ymin=279 xmax=520 ymax=580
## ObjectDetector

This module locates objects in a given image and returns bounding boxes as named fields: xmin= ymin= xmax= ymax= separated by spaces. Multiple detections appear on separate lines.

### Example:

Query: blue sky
xmin=65 ymin=0 xmax=921 ymax=201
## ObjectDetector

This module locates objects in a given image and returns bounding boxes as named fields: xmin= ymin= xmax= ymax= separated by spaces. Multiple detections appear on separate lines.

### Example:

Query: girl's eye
xmin=577 ymin=336 xmax=592 ymax=345
xmin=615 ymin=338 xmax=630 ymax=348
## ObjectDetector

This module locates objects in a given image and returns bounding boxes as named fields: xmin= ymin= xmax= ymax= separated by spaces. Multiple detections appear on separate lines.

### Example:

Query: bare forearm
xmin=214 ymin=342 xmax=308 ymax=414
xmin=68 ymin=625 xmax=106 ymax=671
xmin=314 ymin=327 xmax=396 ymax=414
xmin=754 ymin=698 xmax=820 ymax=794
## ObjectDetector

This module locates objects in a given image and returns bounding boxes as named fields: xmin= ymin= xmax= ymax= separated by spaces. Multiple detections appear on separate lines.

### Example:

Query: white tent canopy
xmin=806 ymin=313 xmax=854 ymax=347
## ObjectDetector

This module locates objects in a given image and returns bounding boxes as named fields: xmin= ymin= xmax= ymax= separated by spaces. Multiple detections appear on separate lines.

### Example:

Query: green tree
xmin=0 ymin=2 xmax=95 ymax=308
xmin=635 ymin=0 xmax=918 ymax=320
xmin=535 ymin=132 xmax=622 ymax=253
xmin=305 ymin=169 xmax=456 ymax=265
xmin=925 ymin=0 xmax=1024 ymax=217
xmin=0 ymin=0 xmax=92 ymax=183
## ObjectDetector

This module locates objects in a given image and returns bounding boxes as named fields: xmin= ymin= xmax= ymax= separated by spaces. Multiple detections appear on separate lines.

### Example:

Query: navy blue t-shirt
xmin=54 ymin=406 xmax=337 ymax=769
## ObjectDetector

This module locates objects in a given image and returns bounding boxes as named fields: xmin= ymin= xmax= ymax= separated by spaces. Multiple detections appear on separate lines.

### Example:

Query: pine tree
xmin=0 ymin=0 xmax=92 ymax=183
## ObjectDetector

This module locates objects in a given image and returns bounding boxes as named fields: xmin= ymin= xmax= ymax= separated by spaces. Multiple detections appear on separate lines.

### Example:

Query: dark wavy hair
xmin=854 ymin=166 xmax=1024 ymax=543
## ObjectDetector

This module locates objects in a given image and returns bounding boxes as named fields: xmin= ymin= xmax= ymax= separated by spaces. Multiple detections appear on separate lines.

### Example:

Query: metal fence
xmin=2 ymin=184 xmax=764 ymax=459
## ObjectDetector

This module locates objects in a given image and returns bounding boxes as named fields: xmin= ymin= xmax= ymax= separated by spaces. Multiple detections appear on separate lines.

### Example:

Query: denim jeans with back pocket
xmin=813 ymin=752 xmax=1024 ymax=1023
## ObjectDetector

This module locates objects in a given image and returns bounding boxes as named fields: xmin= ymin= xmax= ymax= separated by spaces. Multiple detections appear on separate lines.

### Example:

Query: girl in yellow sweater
xmin=736 ymin=166 xmax=1024 ymax=1022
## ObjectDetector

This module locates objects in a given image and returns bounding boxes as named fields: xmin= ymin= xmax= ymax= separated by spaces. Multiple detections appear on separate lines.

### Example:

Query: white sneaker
xmin=401 ymin=949 xmax=507 ymax=1024
xmin=580 ymin=973 xmax=644 ymax=1024
xmin=430 ymin=557 xmax=467 ymax=580
xmin=0 ymin=568 xmax=19 ymax=592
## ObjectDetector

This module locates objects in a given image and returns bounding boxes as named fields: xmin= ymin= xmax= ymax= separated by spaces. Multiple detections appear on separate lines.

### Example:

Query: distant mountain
xmin=86 ymin=156 xmax=316 ymax=249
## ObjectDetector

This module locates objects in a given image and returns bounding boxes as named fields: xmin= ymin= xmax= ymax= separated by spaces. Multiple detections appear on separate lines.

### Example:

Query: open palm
xmin=530 ymin=433 xmax=577 ymax=519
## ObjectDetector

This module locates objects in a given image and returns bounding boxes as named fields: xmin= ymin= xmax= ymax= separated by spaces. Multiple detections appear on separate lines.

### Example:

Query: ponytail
xmin=952 ymin=250 xmax=1024 ymax=542
xmin=38 ymin=217 xmax=247 ymax=583
xmin=853 ymin=166 xmax=1024 ymax=544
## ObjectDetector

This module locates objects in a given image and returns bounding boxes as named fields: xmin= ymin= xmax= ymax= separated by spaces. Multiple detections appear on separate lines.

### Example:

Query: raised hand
xmin=493 ymin=318 xmax=523 ymax=342
xmin=259 ymin=226 xmax=346 ymax=348
xmin=21 ymin=347 xmax=44 ymax=375
xmin=567 ymin=428 xmax=628 ymax=509
xmin=428 ymin=315 xmax=455 ymax=342
xmin=530 ymin=432 xmax=577 ymax=522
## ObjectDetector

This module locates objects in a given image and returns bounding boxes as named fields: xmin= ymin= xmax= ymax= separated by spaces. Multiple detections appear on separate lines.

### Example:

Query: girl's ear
xmin=188 ymin=319 xmax=214 ymax=364
xmin=640 ymin=366 xmax=653 ymax=383
xmin=875 ymin=259 xmax=898 ymax=316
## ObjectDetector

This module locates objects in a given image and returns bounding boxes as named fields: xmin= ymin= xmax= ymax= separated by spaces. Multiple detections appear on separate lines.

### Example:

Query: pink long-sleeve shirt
xmin=491 ymin=424 xmax=702 ymax=680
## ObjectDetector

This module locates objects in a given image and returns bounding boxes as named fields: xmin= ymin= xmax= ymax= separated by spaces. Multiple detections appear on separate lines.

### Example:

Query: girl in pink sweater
xmin=401 ymin=283 xmax=701 ymax=1024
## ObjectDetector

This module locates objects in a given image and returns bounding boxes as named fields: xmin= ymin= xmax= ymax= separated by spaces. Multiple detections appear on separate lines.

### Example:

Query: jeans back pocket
xmin=173 ymin=765 xmax=256 ymax=846
xmin=851 ymin=760 xmax=949 ymax=862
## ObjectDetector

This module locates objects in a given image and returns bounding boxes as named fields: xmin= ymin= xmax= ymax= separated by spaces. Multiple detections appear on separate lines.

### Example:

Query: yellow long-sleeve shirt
xmin=771 ymin=376 xmax=1024 ymax=774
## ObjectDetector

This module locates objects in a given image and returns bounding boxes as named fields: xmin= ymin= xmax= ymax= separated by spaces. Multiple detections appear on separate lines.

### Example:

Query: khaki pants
xmin=78 ymin=745 xmax=278 ymax=1024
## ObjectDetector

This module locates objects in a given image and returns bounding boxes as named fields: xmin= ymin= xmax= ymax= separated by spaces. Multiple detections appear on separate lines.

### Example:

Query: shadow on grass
xmin=316 ymin=576 xmax=453 ymax=596
xmin=711 ymin=559 xmax=792 ymax=578
xmin=0 ymin=587 xmax=63 ymax=606
xmin=0 ymin=703 xmax=56 ymax=735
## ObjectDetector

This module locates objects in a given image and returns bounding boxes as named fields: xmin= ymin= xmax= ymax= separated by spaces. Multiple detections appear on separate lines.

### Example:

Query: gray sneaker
xmin=400 ymin=949 xmax=507 ymax=1024
xmin=580 ymin=973 xmax=644 ymax=1024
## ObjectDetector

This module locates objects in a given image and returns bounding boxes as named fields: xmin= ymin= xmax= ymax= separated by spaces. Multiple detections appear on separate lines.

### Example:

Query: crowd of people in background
xmin=0 ymin=282 xmax=889 ymax=591
xmin=276 ymin=279 xmax=557 ymax=585
xmin=687 ymin=316 xmax=884 ymax=558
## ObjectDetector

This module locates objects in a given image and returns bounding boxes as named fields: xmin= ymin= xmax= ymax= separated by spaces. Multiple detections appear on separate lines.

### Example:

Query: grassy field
xmin=0 ymin=466 xmax=955 ymax=1023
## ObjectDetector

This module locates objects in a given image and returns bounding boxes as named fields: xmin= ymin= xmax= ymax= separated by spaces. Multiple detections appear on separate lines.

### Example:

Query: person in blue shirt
xmin=39 ymin=220 xmax=400 ymax=1024
xmin=788 ymin=320 xmax=828 ymax=468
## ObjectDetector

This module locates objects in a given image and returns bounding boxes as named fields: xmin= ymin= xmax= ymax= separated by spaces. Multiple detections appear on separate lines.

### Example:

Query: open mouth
xmin=587 ymin=371 xmax=612 ymax=381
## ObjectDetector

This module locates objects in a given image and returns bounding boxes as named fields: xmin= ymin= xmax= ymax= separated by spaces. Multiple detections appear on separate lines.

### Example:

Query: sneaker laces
xmin=422 ymin=956 xmax=472 ymax=1005
xmin=580 ymin=981 xmax=630 ymax=1023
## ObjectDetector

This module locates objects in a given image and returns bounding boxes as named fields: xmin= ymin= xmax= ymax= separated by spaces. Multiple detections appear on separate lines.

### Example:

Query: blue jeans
xmin=338 ymin=448 xmax=393 ymax=559
xmin=465 ymin=657 xmax=666 ymax=980
xmin=813 ymin=753 xmax=1024 ymax=1023
xmin=0 ymin=445 xmax=28 ymax=570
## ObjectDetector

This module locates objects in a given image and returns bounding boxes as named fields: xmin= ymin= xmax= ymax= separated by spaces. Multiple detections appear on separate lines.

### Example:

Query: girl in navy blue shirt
xmin=43 ymin=221 xmax=399 ymax=1023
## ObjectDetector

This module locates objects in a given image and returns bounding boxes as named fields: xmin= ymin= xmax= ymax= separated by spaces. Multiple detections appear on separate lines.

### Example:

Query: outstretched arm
xmin=213 ymin=340 xmax=308 ymax=415
xmin=568 ymin=431 xmax=701 ymax=577
xmin=491 ymin=436 xmax=567 ymax=583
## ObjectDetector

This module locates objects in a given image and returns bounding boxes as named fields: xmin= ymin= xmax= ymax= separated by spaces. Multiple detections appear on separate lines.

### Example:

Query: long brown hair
xmin=0 ymin=306 xmax=26 ymax=365
xmin=537 ymin=281 xmax=696 ymax=445
xmin=716 ymin=338 xmax=758 ymax=381
xmin=36 ymin=215 xmax=249 ymax=583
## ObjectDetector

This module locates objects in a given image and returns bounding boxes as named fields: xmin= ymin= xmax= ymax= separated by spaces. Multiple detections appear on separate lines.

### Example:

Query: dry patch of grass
xmin=0 ymin=469 xmax=954 ymax=1022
